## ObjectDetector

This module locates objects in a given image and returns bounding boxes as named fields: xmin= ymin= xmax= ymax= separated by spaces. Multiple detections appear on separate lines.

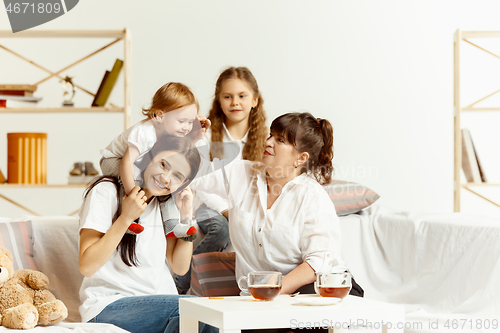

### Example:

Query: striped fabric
xmin=190 ymin=252 xmax=240 ymax=297
xmin=0 ymin=220 xmax=36 ymax=270
xmin=322 ymin=180 xmax=380 ymax=216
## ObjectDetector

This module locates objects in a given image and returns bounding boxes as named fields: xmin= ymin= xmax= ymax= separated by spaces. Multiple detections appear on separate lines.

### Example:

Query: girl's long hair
xmin=208 ymin=67 xmax=267 ymax=162
xmin=83 ymin=136 xmax=201 ymax=266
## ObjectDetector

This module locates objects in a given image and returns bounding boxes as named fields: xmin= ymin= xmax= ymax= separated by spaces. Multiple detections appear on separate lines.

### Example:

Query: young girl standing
xmin=100 ymin=82 xmax=209 ymax=239
xmin=175 ymin=66 xmax=268 ymax=294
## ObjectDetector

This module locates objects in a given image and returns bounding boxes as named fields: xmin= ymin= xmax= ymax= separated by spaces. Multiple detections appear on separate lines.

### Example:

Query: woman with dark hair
xmin=78 ymin=135 xmax=216 ymax=333
xmin=193 ymin=112 xmax=362 ymax=295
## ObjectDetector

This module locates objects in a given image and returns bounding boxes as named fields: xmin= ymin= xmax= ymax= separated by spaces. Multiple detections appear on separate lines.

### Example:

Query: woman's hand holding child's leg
xmin=166 ymin=187 xmax=197 ymax=239
xmin=123 ymin=186 xmax=148 ymax=235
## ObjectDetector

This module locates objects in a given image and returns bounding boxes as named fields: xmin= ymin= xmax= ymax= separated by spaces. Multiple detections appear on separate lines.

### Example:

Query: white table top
xmin=180 ymin=295 xmax=405 ymax=332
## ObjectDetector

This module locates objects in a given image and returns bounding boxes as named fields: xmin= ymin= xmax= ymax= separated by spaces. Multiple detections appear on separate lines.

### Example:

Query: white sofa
xmin=2 ymin=205 xmax=499 ymax=333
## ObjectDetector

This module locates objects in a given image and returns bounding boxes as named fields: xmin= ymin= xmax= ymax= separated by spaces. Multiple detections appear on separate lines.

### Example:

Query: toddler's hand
xmin=174 ymin=186 xmax=194 ymax=218
xmin=188 ymin=114 xmax=211 ymax=141
xmin=198 ymin=114 xmax=211 ymax=134
xmin=122 ymin=186 xmax=147 ymax=222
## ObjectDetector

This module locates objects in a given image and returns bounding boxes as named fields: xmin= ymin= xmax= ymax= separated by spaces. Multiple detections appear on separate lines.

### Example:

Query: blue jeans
xmin=175 ymin=206 xmax=230 ymax=294
xmin=90 ymin=295 xmax=218 ymax=333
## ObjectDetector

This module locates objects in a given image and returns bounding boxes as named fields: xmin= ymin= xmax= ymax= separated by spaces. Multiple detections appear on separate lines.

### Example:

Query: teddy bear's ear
xmin=0 ymin=246 xmax=13 ymax=262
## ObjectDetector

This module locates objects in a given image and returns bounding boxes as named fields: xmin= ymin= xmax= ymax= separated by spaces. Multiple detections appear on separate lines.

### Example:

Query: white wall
xmin=1 ymin=0 xmax=499 ymax=218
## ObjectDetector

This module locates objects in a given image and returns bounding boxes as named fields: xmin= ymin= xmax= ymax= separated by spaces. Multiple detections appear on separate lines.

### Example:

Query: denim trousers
xmin=90 ymin=294 xmax=218 ymax=333
xmin=175 ymin=206 xmax=230 ymax=294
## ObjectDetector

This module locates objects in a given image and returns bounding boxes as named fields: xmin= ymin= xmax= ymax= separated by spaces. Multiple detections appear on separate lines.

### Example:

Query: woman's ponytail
xmin=317 ymin=118 xmax=334 ymax=184
xmin=269 ymin=112 xmax=335 ymax=185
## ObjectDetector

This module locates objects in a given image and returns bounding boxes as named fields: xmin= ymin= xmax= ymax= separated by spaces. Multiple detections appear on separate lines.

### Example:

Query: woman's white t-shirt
xmin=78 ymin=181 xmax=177 ymax=323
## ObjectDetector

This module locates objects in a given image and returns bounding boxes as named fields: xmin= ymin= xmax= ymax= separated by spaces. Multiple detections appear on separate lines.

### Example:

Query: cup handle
xmin=314 ymin=282 xmax=319 ymax=295
xmin=237 ymin=276 xmax=249 ymax=294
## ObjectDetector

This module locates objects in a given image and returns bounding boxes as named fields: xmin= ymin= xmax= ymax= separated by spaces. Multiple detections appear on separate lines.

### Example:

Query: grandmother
xmin=192 ymin=112 xmax=362 ymax=295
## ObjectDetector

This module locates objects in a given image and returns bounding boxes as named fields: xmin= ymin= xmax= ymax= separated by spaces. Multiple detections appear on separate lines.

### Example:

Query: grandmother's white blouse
xmin=191 ymin=160 xmax=342 ymax=280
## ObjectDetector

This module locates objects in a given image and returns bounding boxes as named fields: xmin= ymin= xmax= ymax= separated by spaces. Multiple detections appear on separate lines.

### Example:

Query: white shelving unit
xmin=0 ymin=29 xmax=131 ymax=216
xmin=454 ymin=29 xmax=500 ymax=212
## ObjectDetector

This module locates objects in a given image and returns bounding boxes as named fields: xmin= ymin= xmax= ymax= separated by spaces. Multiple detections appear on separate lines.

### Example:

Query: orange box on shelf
xmin=7 ymin=133 xmax=47 ymax=184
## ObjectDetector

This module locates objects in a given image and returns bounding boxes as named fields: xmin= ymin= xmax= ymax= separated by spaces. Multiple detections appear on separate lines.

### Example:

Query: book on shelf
xmin=471 ymin=133 xmax=487 ymax=183
xmin=91 ymin=70 xmax=109 ymax=107
xmin=461 ymin=128 xmax=482 ymax=183
xmin=92 ymin=59 xmax=123 ymax=107
xmin=0 ymin=167 xmax=6 ymax=183
xmin=0 ymin=95 xmax=42 ymax=108
xmin=0 ymin=84 xmax=37 ymax=97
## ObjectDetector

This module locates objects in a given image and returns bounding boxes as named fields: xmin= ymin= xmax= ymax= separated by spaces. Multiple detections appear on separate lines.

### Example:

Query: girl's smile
xmin=143 ymin=150 xmax=191 ymax=197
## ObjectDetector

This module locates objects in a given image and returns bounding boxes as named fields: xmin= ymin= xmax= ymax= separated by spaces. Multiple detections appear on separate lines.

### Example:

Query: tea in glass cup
xmin=238 ymin=271 xmax=282 ymax=301
xmin=316 ymin=271 xmax=352 ymax=299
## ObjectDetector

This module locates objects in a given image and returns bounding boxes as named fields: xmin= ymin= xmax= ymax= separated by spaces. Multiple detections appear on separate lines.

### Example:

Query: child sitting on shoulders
xmin=100 ymin=82 xmax=210 ymax=238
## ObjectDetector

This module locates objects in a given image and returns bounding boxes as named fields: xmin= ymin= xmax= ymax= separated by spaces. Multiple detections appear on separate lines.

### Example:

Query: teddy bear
xmin=0 ymin=246 xmax=68 ymax=329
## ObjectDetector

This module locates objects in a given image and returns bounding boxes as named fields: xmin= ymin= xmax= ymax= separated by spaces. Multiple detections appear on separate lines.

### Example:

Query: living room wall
xmin=1 ymin=0 xmax=499 ymax=217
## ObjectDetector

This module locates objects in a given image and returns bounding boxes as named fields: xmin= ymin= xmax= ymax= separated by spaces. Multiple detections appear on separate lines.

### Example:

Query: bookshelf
xmin=453 ymin=29 xmax=500 ymax=212
xmin=0 ymin=29 xmax=131 ymax=216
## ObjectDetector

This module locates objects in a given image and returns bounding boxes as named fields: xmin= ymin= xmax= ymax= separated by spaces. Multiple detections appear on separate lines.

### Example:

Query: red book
xmin=0 ymin=100 xmax=6 ymax=107
xmin=0 ymin=90 xmax=34 ymax=96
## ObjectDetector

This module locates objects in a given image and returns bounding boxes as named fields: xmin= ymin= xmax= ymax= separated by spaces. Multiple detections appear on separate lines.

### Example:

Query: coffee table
xmin=179 ymin=295 xmax=405 ymax=333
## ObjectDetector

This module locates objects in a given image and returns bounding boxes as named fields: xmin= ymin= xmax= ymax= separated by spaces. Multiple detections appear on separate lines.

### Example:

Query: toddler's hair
xmin=142 ymin=82 xmax=199 ymax=119
xmin=208 ymin=67 xmax=267 ymax=162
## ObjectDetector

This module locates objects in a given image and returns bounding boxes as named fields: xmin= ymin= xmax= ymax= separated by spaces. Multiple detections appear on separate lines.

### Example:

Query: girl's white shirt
xmin=101 ymin=119 xmax=157 ymax=163
xmin=193 ymin=123 xmax=248 ymax=211
xmin=190 ymin=160 xmax=342 ymax=280
xmin=78 ymin=181 xmax=177 ymax=323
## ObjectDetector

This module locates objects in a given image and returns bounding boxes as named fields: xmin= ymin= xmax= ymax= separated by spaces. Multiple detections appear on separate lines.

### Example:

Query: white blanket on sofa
xmin=341 ymin=205 xmax=500 ymax=332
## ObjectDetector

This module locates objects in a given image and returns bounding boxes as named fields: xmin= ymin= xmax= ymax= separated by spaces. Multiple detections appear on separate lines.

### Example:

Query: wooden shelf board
xmin=0 ymin=107 xmax=124 ymax=113
xmin=0 ymin=184 xmax=87 ymax=188
xmin=0 ymin=30 xmax=125 ymax=38
xmin=461 ymin=107 xmax=500 ymax=112
xmin=462 ymin=183 xmax=500 ymax=187
xmin=462 ymin=31 xmax=500 ymax=39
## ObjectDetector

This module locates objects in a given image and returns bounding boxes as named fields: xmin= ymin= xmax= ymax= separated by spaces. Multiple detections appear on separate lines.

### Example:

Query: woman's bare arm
xmin=280 ymin=262 xmax=316 ymax=295
xmin=166 ymin=237 xmax=193 ymax=276
xmin=79 ymin=186 xmax=146 ymax=277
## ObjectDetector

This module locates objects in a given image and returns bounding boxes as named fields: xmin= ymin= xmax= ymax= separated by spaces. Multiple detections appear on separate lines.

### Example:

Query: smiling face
xmin=142 ymin=150 xmax=191 ymax=197
xmin=218 ymin=79 xmax=258 ymax=126
xmin=159 ymin=104 xmax=198 ymax=137
xmin=262 ymin=132 xmax=301 ymax=179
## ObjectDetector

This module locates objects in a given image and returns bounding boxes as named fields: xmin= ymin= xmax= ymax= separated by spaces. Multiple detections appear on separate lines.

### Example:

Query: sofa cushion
xmin=31 ymin=216 xmax=82 ymax=323
xmin=190 ymin=252 xmax=239 ymax=297
xmin=0 ymin=219 xmax=36 ymax=270
xmin=322 ymin=180 xmax=380 ymax=216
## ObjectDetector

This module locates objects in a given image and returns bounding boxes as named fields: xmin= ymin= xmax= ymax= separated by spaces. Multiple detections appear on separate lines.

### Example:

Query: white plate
xmin=293 ymin=295 xmax=341 ymax=306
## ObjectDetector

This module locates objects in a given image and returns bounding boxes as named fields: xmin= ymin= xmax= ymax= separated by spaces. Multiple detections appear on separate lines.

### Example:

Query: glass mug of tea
xmin=237 ymin=271 xmax=282 ymax=301
xmin=315 ymin=271 xmax=352 ymax=299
